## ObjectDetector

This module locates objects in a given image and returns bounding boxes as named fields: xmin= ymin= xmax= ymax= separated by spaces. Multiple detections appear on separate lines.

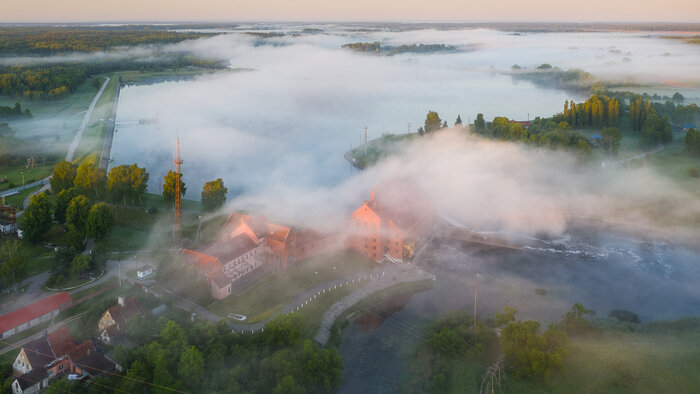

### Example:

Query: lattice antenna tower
xmin=173 ymin=137 xmax=183 ymax=230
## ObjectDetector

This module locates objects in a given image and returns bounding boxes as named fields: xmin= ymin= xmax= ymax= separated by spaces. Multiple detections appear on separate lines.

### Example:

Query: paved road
xmin=0 ymin=258 xmax=125 ymax=317
xmin=99 ymin=80 xmax=120 ymax=169
xmin=314 ymin=264 xmax=435 ymax=345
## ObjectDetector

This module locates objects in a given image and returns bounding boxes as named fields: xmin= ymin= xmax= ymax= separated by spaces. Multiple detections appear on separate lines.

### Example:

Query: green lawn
xmin=209 ymin=251 xmax=377 ymax=322
xmin=0 ymin=163 xmax=56 ymax=192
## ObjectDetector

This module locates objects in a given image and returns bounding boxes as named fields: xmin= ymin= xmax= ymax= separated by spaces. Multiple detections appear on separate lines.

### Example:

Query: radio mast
xmin=173 ymin=137 xmax=183 ymax=231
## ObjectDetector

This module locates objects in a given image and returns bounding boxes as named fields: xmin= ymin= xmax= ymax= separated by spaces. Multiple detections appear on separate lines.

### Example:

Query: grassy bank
xmin=208 ymin=251 xmax=377 ymax=322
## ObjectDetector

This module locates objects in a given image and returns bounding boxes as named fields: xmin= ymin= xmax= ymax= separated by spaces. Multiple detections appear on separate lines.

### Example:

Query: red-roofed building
xmin=348 ymin=180 xmax=433 ymax=262
xmin=98 ymin=296 xmax=142 ymax=345
xmin=0 ymin=293 xmax=72 ymax=339
xmin=11 ymin=325 xmax=112 ymax=394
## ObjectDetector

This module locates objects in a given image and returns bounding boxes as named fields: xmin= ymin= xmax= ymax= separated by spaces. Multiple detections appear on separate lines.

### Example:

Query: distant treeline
xmin=0 ymin=27 xmax=213 ymax=55
xmin=0 ymin=55 xmax=223 ymax=100
xmin=342 ymin=42 xmax=457 ymax=55
xmin=0 ymin=102 xmax=32 ymax=119
xmin=511 ymin=65 xmax=598 ymax=92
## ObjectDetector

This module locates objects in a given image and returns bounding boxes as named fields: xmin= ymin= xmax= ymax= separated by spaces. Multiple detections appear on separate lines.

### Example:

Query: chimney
xmin=370 ymin=189 xmax=375 ymax=201
xmin=117 ymin=296 xmax=125 ymax=307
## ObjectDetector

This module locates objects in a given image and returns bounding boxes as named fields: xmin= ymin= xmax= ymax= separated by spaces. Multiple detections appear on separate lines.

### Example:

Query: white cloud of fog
xmin=230 ymin=129 xmax=700 ymax=240
xmin=95 ymin=26 xmax=700 ymax=239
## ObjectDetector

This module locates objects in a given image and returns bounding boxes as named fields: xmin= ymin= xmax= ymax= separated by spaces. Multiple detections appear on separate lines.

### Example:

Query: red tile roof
xmin=46 ymin=326 xmax=75 ymax=358
xmin=183 ymin=249 xmax=222 ymax=275
xmin=105 ymin=297 xmax=141 ymax=334
xmin=0 ymin=292 xmax=72 ymax=333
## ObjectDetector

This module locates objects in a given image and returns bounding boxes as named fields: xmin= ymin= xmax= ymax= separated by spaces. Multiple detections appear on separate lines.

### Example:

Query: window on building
xmin=59 ymin=364 xmax=64 ymax=370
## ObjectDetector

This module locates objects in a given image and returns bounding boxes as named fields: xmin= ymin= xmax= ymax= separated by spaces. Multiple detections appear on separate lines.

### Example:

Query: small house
xmin=136 ymin=265 xmax=154 ymax=279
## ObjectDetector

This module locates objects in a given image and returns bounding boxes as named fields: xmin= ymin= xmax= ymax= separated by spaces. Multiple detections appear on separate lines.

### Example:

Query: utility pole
xmin=408 ymin=122 xmax=411 ymax=134
xmin=118 ymin=260 xmax=122 ymax=287
xmin=473 ymin=273 xmax=479 ymax=331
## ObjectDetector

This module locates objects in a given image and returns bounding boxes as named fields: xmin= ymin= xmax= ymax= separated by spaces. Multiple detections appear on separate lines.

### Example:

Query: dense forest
xmin=510 ymin=64 xmax=600 ymax=92
xmin=0 ymin=27 xmax=224 ymax=99
xmin=341 ymin=42 xmax=457 ymax=55
xmin=0 ymin=55 xmax=223 ymax=100
xmin=0 ymin=27 xmax=212 ymax=55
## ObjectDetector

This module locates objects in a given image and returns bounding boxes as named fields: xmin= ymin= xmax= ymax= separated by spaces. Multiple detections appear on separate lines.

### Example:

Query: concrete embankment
xmin=314 ymin=264 xmax=435 ymax=345
xmin=100 ymin=79 xmax=120 ymax=170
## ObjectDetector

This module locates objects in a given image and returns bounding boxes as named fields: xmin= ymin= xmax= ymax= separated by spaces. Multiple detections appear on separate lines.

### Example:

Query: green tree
xmin=201 ymin=178 xmax=228 ymax=212
xmin=162 ymin=170 xmax=186 ymax=205
xmin=92 ymin=77 xmax=101 ymax=89
xmin=74 ymin=159 xmax=106 ymax=200
xmin=66 ymin=195 xmax=91 ymax=234
xmin=264 ymin=315 xmax=302 ymax=347
xmin=672 ymin=92 xmax=684 ymax=103
xmin=601 ymin=127 xmax=622 ymax=156
xmin=561 ymin=303 xmax=595 ymax=335
xmin=500 ymin=320 xmax=569 ymax=379
xmin=54 ymin=187 xmax=77 ymax=223
xmin=273 ymin=375 xmax=304 ymax=394
xmin=0 ymin=240 xmax=28 ymax=290
xmin=178 ymin=346 xmax=204 ymax=384
xmin=296 ymin=340 xmax=343 ymax=391
xmin=128 ymin=163 xmax=149 ymax=207
xmin=65 ymin=224 xmax=86 ymax=255
xmin=424 ymin=111 xmax=442 ymax=133
xmin=641 ymin=110 xmax=673 ymax=146
xmin=70 ymin=254 xmax=90 ymax=276
xmin=161 ymin=320 xmax=187 ymax=355
xmin=685 ymin=128 xmax=700 ymax=156
xmin=49 ymin=160 xmax=76 ymax=192
xmin=19 ymin=192 xmax=52 ymax=242
xmin=495 ymin=306 xmax=518 ymax=326
xmin=85 ymin=202 xmax=114 ymax=241
xmin=454 ymin=114 xmax=462 ymax=126
xmin=108 ymin=164 xmax=130 ymax=207
xmin=474 ymin=113 xmax=486 ymax=133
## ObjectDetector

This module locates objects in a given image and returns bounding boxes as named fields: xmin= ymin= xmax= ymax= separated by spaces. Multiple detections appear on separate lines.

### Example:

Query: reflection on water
xmin=338 ymin=224 xmax=700 ymax=392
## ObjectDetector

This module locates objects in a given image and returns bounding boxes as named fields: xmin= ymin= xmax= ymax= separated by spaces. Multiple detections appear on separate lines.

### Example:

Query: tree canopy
xmin=19 ymin=192 xmax=52 ymax=242
xmin=85 ymin=202 xmax=114 ymax=241
xmin=201 ymin=178 xmax=228 ymax=212
xmin=66 ymin=195 xmax=91 ymax=234
xmin=50 ymin=160 xmax=76 ymax=192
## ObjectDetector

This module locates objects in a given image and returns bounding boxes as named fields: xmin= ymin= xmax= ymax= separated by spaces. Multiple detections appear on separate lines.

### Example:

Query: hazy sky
xmin=2 ymin=0 xmax=699 ymax=23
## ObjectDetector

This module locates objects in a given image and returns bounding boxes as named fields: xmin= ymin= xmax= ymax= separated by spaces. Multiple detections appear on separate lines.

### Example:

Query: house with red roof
xmin=0 ymin=292 xmax=72 ymax=339
xmin=11 ymin=326 xmax=115 ymax=394
xmin=98 ymin=296 xmax=142 ymax=345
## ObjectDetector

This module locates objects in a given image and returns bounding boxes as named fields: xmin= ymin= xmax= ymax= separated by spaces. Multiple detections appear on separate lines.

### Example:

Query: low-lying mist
xmin=230 ymin=129 xmax=700 ymax=241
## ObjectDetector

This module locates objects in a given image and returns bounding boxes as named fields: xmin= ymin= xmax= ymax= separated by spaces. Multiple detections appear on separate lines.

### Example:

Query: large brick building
xmin=348 ymin=180 xmax=433 ymax=262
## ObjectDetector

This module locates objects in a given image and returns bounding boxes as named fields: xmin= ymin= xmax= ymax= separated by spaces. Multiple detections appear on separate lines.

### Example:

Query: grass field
xmin=0 ymin=163 xmax=56 ymax=192
xmin=401 ymin=320 xmax=700 ymax=394
xmin=208 ymin=251 xmax=377 ymax=322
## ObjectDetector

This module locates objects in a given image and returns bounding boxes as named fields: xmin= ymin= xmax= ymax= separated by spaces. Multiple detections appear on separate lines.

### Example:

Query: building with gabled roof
xmin=348 ymin=179 xmax=433 ymax=262
xmin=11 ymin=325 xmax=112 ymax=394
xmin=98 ymin=296 xmax=142 ymax=345
xmin=0 ymin=292 xmax=72 ymax=339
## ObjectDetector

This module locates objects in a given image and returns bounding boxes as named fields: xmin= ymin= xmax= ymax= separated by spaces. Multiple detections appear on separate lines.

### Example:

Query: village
xmin=0 ymin=173 xmax=443 ymax=393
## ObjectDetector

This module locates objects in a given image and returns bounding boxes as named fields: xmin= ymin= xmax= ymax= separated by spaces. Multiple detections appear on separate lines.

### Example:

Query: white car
xmin=228 ymin=313 xmax=247 ymax=321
